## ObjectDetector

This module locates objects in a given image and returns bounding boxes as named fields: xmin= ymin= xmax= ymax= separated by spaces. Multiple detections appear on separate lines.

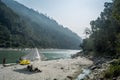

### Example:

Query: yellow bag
xmin=19 ymin=60 xmax=30 ymax=65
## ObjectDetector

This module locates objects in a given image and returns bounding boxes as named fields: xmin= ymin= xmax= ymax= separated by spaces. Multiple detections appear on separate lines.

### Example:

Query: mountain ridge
xmin=0 ymin=0 xmax=81 ymax=49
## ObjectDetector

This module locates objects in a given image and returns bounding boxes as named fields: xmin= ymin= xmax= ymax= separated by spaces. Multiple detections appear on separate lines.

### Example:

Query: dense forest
xmin=0 ymin=0 xmax=81 ymax=49
xmin=81 ymin=0 xmax=120 ymax=57
xmin=78 ymin=1 xmax=120 ymax=79
xmin=0 ymin=1 xmax=33 ymax=48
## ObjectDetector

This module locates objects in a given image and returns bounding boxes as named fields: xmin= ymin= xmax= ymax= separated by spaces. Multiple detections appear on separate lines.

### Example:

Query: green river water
xmin=0 ymin=49 xmax=80 ymax=64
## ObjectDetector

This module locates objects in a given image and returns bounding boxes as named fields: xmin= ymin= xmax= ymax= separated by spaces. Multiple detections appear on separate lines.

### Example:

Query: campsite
xmin=0 ymin=0 xmax=120 ymax=79
xmin=0 ymin=48 xmax=93 ymax=80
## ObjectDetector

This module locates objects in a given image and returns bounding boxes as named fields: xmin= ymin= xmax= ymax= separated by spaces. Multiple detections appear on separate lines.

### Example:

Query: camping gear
xmin=27 ymin=65 xmax=42 ymax=72
xmin=22 ymin=48 xmax=41 ymax=61
xmin=20 ymin=60 xmax=30 ymax=65
xmin=19 ymin=48 xmax=41 ymax=65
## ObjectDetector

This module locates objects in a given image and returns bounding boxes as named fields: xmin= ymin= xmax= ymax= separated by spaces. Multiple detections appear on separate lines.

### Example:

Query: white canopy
xmin=22 ymin=48 xmax=41 ymax=61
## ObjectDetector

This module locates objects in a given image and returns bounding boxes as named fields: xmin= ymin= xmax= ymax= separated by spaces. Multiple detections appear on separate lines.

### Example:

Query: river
xmin=40 ymin=49 xmax=80 ymax=60
xmin=0 ymin=49 xmax=80 ymax=64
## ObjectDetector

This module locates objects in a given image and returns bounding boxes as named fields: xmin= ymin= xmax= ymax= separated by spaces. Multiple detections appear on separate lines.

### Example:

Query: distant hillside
xmin=1 ymin=0 xmax=81 ymax=49
xmin=0 ymin=1 xmax=35 ymax=48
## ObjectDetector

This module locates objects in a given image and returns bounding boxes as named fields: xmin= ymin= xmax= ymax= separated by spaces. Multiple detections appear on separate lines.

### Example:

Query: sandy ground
xmin=0 ymin=57 xmax=93 ymax=80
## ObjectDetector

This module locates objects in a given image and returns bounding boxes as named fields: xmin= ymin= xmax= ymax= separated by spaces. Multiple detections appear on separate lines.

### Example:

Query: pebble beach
xmin=0 ymin=57 xmax=93 ymax=80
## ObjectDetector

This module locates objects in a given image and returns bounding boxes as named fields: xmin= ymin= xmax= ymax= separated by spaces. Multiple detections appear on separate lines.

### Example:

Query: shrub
xmin=104 ymin=59 xmax=120 ymax=79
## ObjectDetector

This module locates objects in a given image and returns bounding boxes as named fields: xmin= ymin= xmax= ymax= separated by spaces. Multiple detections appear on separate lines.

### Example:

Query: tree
xmin=113 ymin=0 xmax=120 ymax=23
xmin=81 ymin=1 xmax=120 ymax=56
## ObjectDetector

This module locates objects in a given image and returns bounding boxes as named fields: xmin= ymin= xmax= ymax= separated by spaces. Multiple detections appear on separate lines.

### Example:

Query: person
xmin=16 ymin=57 xmax=22 ymax=64
xmin=19 ymin=57 xmax=22 ymax=61
xmin=27 ymin=65 xmax=42 ymax=72
xmin=3 ymin=57 xmax=6 ymax=67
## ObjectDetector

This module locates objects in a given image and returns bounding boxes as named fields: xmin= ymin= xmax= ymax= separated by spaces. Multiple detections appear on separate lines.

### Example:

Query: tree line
xmin=81 ymin=0 xmax=120 ymax=57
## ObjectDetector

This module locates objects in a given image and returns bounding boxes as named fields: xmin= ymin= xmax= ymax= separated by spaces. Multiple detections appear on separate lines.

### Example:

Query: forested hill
xmin=81 ymin=0 xmax=120 ymax=56
xmin=0 ymin=0 xmax=81 ymax=49
xmin=0 ymin=1 xmax=33 ymax=48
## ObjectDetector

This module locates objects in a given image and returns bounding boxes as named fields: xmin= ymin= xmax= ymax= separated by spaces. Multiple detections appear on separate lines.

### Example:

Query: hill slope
xmin=1 ymin=0 xmax=81 ymax=49
xmin=0 ymin=1 xmax=35 ymax=48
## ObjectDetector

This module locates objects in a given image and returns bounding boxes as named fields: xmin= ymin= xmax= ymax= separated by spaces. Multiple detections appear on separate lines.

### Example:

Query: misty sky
xmin=15 ymin=0 xmax=111 ymax=38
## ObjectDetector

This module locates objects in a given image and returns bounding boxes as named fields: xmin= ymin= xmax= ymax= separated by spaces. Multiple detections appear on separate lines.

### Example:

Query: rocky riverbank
xmin=0 ymin=57 xmax=93 ymax=80
xmin=72 ymin=51 xmax=120 ymax=80
xmin=85 ymin=58 xmax=120 ymax=80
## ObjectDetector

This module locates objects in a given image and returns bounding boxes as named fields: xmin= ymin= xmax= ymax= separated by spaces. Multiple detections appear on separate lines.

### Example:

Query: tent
xmin=22 ymin=48 xmax=41 ymax=61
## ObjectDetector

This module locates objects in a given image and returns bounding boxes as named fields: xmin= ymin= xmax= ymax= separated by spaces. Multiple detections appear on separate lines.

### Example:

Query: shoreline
xmin=0 ymin=57 xmax=93 ymax=80
xmin=0 ymin=48 xmax=80 ymax=51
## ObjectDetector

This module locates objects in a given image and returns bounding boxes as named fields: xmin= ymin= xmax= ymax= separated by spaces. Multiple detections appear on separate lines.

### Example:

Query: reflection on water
xmin=39 ymin=49 xmax=80 ymax=60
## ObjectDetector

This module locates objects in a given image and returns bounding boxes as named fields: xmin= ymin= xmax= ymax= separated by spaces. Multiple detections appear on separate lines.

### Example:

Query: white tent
xmin=22 ymin=48 xmax=41 ymax=61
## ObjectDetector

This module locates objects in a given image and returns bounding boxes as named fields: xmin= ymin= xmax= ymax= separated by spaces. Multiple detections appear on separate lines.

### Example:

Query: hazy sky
xmin=15 ymin=0 xmax=111 ymax=38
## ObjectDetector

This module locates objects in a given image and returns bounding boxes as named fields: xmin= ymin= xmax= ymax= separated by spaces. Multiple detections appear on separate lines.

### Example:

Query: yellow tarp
xmin=19 ymin=60 xmax=30 ymax=65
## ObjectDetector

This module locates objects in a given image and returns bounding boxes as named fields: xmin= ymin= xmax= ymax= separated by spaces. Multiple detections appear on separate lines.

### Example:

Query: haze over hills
xmin=0 ymin=0 xmax=81 ymax=49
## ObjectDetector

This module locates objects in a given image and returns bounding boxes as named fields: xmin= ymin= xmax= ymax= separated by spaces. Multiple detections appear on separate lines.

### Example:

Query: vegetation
xmin=0 ymin=0 xmax=81 ymax=49
xmin=104 ymin=59 xmax=120 ymax=79
xmin=80 ymin=0 xmax=120 ymax=57
xmin=78 ymin=0 xmax=120 ymax=79
xmin=0 ymin=1 xmax=33 ymax=48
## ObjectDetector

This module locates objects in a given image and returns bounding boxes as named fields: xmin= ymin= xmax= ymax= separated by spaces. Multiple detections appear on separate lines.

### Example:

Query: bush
xmin=104 ymin=59 xmax=120 ymax=79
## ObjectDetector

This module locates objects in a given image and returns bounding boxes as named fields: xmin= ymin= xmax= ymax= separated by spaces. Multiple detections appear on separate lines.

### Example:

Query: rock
xmin=90 ymin=66 xmax=97 ymax=70
xmin=61 ymin=67 xmax=64 ymax=69
xmin=98 ymin=77 xmax=104 ymax=80
xmin=96 ymin=64 xmax=102 ymax=69
xmin=117 ymin=76 xmax=120 ymax=80
xmin=108 ymin=59 xmax=118 ymax=65
xmin=67 ymin=76 xmax=73 ymax=80
xmin=113 ymin=77 xmax=117 ymax=80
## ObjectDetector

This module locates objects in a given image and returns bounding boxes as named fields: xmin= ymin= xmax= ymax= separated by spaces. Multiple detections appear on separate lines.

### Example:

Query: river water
xmin=40 ymin=49 xmax=80 ymax=60
xmin=0 ymin=49 xmax=80 ymax=63
xmin=76 ymin=69 xmax=91 ymax=80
